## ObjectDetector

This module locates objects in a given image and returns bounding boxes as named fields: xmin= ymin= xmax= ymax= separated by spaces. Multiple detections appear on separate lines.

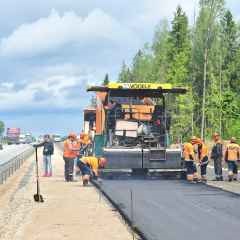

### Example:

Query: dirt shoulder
xmin=0 ymin=147 xmax=133 ymax=240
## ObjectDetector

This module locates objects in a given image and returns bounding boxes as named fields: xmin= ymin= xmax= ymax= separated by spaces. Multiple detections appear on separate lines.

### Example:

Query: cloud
xmin=0 ymin=62 xmax=94 ymax=111
xmin=0 ymin=8 xmax=139 ymax=58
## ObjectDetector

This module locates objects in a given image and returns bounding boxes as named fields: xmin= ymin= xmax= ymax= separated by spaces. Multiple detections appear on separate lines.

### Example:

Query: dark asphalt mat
xmin=99 ymin=180 xmax=240 ymax=240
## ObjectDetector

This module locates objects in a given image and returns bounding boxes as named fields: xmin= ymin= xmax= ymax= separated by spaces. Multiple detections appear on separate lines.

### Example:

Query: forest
xmin=116 ymin=0 xmax=240 ymax=141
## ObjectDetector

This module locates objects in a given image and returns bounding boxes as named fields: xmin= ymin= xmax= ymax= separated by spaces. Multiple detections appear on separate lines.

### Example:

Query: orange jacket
xmin=183 ymin=143 xmax=194 ymax=161
xmin=225 ymin=143 xmax=240 ymax=161
xmin=80 ymin=133 xmax=91 ymax=145
xmin=63 ymin=139 xmax=79 ymax=158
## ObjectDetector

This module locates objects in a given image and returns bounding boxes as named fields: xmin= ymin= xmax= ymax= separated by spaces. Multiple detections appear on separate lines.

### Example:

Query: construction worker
xmin=211 ymin=132 xmax=223 ymax=181
xmin=76 ymin=156 xmax=107 ymax=186
xmin=193 ymin=138 xmax=209 ymax=182
xmin=183 ymin=136 xmax=199 ymax=182
xmin=34 ymin=134 xmax=54 ymax=177
xmin=63 ymin=133 xmax=79 ymax=182
xmin=225 ymin=137 xmax=240 ymax=182
xmin=79 ymin=132 xmax=92 ymax=156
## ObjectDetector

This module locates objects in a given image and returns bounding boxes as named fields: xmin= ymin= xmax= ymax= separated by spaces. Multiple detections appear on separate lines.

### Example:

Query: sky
xmin=0 ymin=0 xmax=239 ymax=136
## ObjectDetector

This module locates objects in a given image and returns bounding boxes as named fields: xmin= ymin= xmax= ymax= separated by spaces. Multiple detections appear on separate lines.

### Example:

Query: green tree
xmin=103 ymin=73 xmax=110 ymax=86
xmin=151 ymin=19 xmax=171 ymax=83
xmin=192 ymin=0 xmax=225 ymax=139
xmin=118 ymin=61 xmax=132 ymax=83
xmin=0 ymin=121 xmax=5 ymax=136
xmin=167 ymin=5 xmax=191 ymax=85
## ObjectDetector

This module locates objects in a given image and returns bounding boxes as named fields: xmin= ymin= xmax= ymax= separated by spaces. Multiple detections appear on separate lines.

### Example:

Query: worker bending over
xmin=225 ymin=137 xmax=240 ymax=182
xmin=193 ymin=138 xmax=209 ymax=182
xmin=76 ymin=156 xmax=107 ymax=186
xmin=183 ymin=137 xmax=199 ymax=182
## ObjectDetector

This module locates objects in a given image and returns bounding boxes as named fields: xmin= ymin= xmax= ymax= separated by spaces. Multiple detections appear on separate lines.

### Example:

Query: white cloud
xmin=0 ymin=63 xmax=95 ymax=110
xmin=0 ymin=8 xmax=139 ymax=58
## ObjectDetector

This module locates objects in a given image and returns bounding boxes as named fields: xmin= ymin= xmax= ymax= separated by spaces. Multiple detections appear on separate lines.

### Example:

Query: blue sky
xmin=0 ymin=0 xmax=239 ymax=136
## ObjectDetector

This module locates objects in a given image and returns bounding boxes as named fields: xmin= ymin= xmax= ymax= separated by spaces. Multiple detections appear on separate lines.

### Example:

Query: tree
xmin=151 ymin=19 xmax=171 ymax=83
xmin=192 ymin=0 xmax=225 ymax=139
xmin=118 ymin=61 xmax=132 ymax=83
xmin=103 ymin=73 xmax=110 ymax=86
xmin=0 ymin=121 xmax=5 ymax=136
xmin=167 ymin=5 xmax=191 ymax=85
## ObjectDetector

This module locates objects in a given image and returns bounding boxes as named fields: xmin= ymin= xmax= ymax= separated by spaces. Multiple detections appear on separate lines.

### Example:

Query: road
xmin=98 ymin=180 xmax=240 ymax=240
xmin=0 ymin=144 xmax=32 ymax=165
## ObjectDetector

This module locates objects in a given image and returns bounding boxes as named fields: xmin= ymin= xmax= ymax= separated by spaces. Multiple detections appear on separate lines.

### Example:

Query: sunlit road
xmin=0 ymin=144 xmax=32 ymax=165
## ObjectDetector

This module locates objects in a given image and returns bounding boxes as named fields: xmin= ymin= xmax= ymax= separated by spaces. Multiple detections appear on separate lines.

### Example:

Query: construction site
xmin=0 ymin=82 xmax=240 ymax=240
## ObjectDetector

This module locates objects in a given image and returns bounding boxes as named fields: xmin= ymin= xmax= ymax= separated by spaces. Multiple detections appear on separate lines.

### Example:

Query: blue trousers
xmin=43 ymin=155 xmax=52 ymax=174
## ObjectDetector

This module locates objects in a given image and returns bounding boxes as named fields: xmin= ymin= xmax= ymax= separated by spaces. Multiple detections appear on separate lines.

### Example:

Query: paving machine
xmin=87 ymin=82 xmax=187 ymax=174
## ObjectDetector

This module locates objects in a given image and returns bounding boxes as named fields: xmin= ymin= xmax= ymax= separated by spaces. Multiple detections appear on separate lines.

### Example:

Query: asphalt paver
xmin=99 ymin=179 xmax=240 ymax=240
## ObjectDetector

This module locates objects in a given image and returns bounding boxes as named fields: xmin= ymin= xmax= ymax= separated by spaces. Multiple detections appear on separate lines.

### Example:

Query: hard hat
xmin=213 ymin=132 xmax=220 ymax=137
xmin=99 ymin=157 xmax=107 ymax=168
xmin=191 ymin=136 xmax=202 ymax=145
xmin=230 ymin=137 xmax=236 ymax=143
xmin=68 ymin=132 xmax=77 ymax=139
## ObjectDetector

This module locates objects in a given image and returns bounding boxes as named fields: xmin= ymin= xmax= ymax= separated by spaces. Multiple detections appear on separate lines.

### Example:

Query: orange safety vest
xmin=183 ymin=143 xmax=194 ymax=161
xmin=225 ymin=143 xmax=240 ymax=161
xmin=63 ymin=139 xmax=78 ymax=158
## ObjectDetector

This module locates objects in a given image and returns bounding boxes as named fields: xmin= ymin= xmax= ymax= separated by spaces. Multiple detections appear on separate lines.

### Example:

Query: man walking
xmin=211 ymin=132 xmax=223 ymax=181
xmin=35 ymin=134 xmax=54 ymax=177
xmin=225 ymin=137 xmax=240 ymax=181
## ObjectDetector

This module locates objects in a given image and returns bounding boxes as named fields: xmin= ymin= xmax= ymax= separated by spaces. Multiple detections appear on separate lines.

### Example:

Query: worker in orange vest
xmin=79 ymin=132 xmax=92 ymax=156
xmin=192 ymin=138 xmax=209 ymax=182
xmin=76 ymin=156 xmax=107 ymax=186
xmin=183 ymin=136 xmax=199 ymax=182
xmin=63 ymin=133 xmax=79 ymax=182
xmin=225 ymin=137 xmax=240 ymax=182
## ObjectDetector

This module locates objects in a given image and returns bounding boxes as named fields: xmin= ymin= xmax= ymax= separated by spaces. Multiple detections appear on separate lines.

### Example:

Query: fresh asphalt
xmin=0 ymin=144 xmax=32 ymax=165
xmin=99 ymin=179 xmax=240 ymax=240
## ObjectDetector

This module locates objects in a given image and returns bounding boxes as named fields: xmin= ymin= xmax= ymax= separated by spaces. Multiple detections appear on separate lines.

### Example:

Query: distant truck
xmin=25 ymin=133 xmax=33 ymax=144
xmin=7 ymin=128 xmax=21 ymax=144
xmin=53 ymin=134 xmax=62 ymax=142
xmin=19 ymin=134 xmax=26 ymax=144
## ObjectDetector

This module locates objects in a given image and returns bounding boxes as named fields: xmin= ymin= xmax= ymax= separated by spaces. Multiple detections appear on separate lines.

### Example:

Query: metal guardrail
xmin=0 ymin=147 xmax=34 ymax=184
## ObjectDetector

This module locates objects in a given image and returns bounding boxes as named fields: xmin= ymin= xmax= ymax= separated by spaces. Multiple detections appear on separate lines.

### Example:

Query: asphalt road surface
xmin=0 ymin=144 xmax=32 ymax=165
xmin=99 ymin=180 xmax=240 ymax=240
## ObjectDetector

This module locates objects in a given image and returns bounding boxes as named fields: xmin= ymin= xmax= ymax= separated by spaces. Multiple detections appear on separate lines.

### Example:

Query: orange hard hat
xmin=191 ymin=136 xmax=202 ymax=145
xmin=68 ymin=132 xmax=77 ymax=139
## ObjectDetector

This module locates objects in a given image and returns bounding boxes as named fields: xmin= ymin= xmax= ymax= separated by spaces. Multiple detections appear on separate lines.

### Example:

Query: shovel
xmin=33 ymin=147 xmax=44 ymax=202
